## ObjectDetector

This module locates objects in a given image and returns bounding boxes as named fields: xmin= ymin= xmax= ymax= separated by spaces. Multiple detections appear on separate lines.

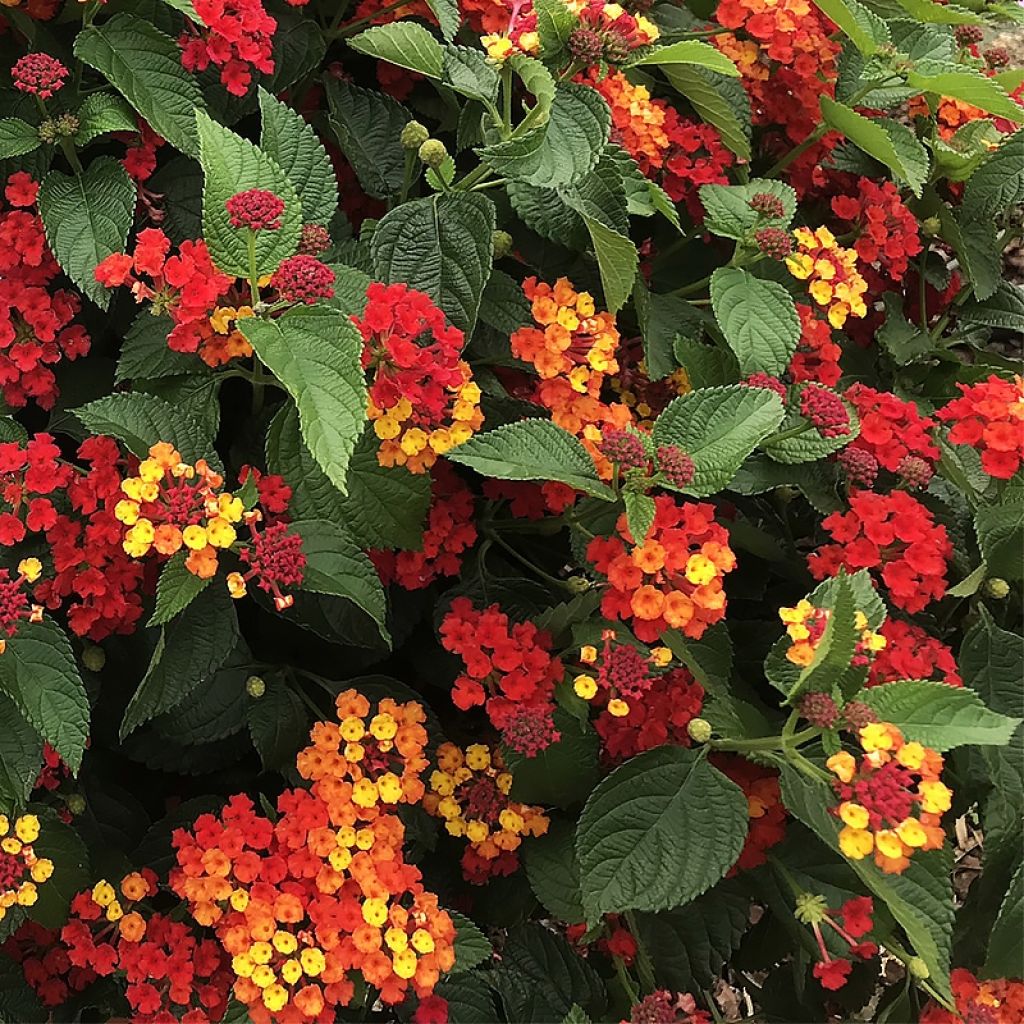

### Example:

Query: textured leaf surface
xmin=371 ymin=191 xmax=494 ymax=334
xmin=38 ymin=157 xmax=135 ymax=308
xmin=907 ymin=62 xmax=1024 ymax=124
xmin=652 ymin=386 xmax=786 ymax=496
xmin=524 ymin=819 xmax=586 ymax=923
xmin=0 ymin=118 xmax=39 ymax=159
xmin=630 ymin=40 xmax=739 ymax=76
xmin=241 ymin=306 xmax=367 ymax=495
xmin=662 ymin=67 xmax=751 ymax=160
xmin=449 ymin=912 xmax=492 ymax=973
xmin=448 ymin=420 xmax=615 ymax=499
xmin=575 ymin=746 xmax=748 ymax=920
xmin=986 ymin=860 xmax=1024 ymax=978
xmin=247 ymin=674 xmax=309 ymax=771
xmin=74 ymin=14 xmax=206 ymax=156
xmin=347 ymin=23 xmax=443 ymax=78
xmin=0 ymin=695 xmax=42 ymax=815
xmin=74 ymin=92 xmax=138 ymax=145
xmin=0 ymin=620 xmax=89 ymax=773
xmin=149 ymin=551 xmax=212 ymax=627
xmin=700 ymin=179 xmax=795 ymax=240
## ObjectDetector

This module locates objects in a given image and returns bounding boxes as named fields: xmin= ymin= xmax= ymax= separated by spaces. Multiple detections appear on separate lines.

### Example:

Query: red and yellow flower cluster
xmin=795 ymin=893 xmax=877 ymax=991
xmin=587 ymin=495 xmax=735 ymax=643
xmin=786 ymin=227 xmax=869 ymax=329
xmin=937 ymin=374 xmax=1024 ymax=479
xmin=867 ymin=620 xmax=962 ymax=689
xmin=921 ymin=969 xmax=1024 ymax=1024
xmin=827 ymin=723 xmax=950 ymax=874
xmin=354 ymin=282 xmax=483 ymax=473
xmin=779 ymin=600 xmax=885 ymax=668
xmin=424 ymin=742 xmax=549 ymax=883
xmin=0 ymin=814 xmax=52 ymax=920
xmin=844 ymin=384 xmax=939 ymax=482
xmin=178 ymin=0 xmax=276 ymax=96
xmin=714 ymin=757 xmax=787 ymax=874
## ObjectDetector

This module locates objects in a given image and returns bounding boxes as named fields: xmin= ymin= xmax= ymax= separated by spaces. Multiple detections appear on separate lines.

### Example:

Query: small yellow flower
xmin=838 ymin=802 xmax=869 ymax=830
xmin=17 ymin=558 xmax=42 ymax=583
xmin=300 ymin=947 xmax=326 ymax=976
xmin=14 ymin=815 xmax=39 ymax=844
xmin=574 ymin=674 xmax=597 ymax=700
xmin=362 ymin=898 xmax=388 ymax=926
xmin=838 ymin=826 xmax=874 ymax=859
xmin=607 ymin=698 xmax=630 ymax=717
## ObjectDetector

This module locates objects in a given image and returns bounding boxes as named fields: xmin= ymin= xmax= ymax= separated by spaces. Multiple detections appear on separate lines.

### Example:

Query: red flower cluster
xmin=936 ymin=374 xmax=1024 ymax=479
xmin=795 ymin=893 xmax=877 ymax=991
xmin=627 ymin=990 xmax=711 ymax=1024
xmin=789 ymin=305 xmax=842 ymax=387
xmin=178 ymin=0 xmax=276 ymax=96
xmin=270 ymin=254 xmax=335 ymax=305
xmin=371 ymin=462 xmax=477 ymax=590
xmin=481 ymin=479 xmax=578 ymax=520
xmin=832 ymin=179 xmax=922 ymax=283
xmin=799 ymin=384 xmax=850 ymax=438
xmin=4 ymin=921 xmax=95 ymax=1007
xmin=867 ymin=620 xmax=962 ymax=689
xmin=439 ymin=597 xmax=563 ymax=735
xmin=715 ymin=757 xmax=787 ymax=873
xmin=11 ymin=53 xmax=68 ymax=98
xmin=844 ymin=384 xmax=939 ymax=475
xmin=225 ymin=189 xmax=286 ymax=231
xmin=921 ymin=969 xmax=1024 ymax=1024
xmin=0 ymin=174 xmax=91 ymax=409
xmin=232 ymin=519 xmax=307 ymax=611
xmin=587 ymin=495 xmax=736 ymax=643
xmin=808 ymin=491 xmax=952 ymax=613
xmin=354 ymin=282 xmax=482 ymax=473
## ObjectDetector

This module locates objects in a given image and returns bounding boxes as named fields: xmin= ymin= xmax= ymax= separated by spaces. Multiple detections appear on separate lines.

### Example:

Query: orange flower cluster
xmin=0 ymin=814 xmax=52 ymax=920
xmin=827 ymin=723 xmax=950 ymax=874
xmin=424 ymin=742 xmax=549 ymax=884
xmin=587 ymin=495 xmax=736 ymax=643
xmin=922 ymin=969 xmax=1024 ymax=1024
xmin=511 ymin=277 xmax=632 ymax=478
xmin=779 ymin=600 xmax=885 ymax=668
xmin=171 ymin=689 xmax=454 ymax=1022
xmin=786 ymin=227 xmax=869 ymax=328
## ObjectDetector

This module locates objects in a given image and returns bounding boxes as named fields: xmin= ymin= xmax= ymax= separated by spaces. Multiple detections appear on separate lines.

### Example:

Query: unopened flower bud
xmin=401 ymin=120 xmax=429 ymax=150
xmin=246 ymin=675 xmax=266 ymax=698
xmin=418 ymin=138 xmax=448 ymax=168
xmin=749 ymin=192 xmax=786 ymax=219
xmin=897 ymin=455 xmax=934 ymax=490
xmin=55 ymin=113 xmax=79 ymax=137
xmin=921 ymin=216 xmax=942 ymax=238
xmin=687 ymin=718 xmax=713 ymax=744
xmin=66 ymin=794 xmax=86 ymax=816
xmin=755 ymin=227 xmax=794 ymax=260
xmin=908 ymin=956 xmax=929 ymax=979
xmin=842 ymin=700 xmax=878 ymax=731
xmin=984 ymin=578 xmax=1010 ymax=599
xmin=492 ymin=229 xmax=513 ymax=260
xmin=984 ymin=46 xmax=1010 ymax=69
xmin=82 ymin=645 xmax=106 ymax=672
xmin=954 ymin=25 xmax=983 ymax=46
xmin=568 ymin=26 xmax=605 ymax=64
xmin=566 ymin=576 xmax=591 ymax=594
xmin=799 ymin=691 xmax=839 ymax=729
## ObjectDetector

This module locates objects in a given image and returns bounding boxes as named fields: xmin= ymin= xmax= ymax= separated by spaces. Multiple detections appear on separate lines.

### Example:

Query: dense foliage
xmin=0 ymin=0 xmax=1022 ymax=1019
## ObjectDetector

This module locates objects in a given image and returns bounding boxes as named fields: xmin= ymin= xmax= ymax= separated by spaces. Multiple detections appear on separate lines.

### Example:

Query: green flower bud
xmin=246 ymin=675 xmax=266 ymax=698
xmin=82 ymin=645 xmax=106 ymax=672
xmin=55 ymin=113 xmax=79 ymax=138
xmin=400 ymin=120 xmax=430 ymax=150
xmin=492 ymin=230 xmax=514 ymax=260
xmin=984 ymin=578 xmax=1010 ymax=599
xmin=794 ymin=892 xmax=828 ymax=925
xmin=687 ymin=718 xmax=713 ymax=744
xmin=418 ymin=138 xmax=448 ymax=169
xmin=566 ymin=576 xmax=591 ymax=594
xmin=37 ymin=119 xmax=60 ymax=145
xmin=908 ymin=956 xmax=929 ymax=980
xmin=921 ymin=216 xmax=942 ymax=238
xmin=66 ymin=794 xmax=86 ymax=816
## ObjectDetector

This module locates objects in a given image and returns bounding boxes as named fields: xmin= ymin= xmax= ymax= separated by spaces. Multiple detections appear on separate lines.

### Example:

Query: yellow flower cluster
xmin=779 ymin=601 xmax=885 ymax=667
xmin=786 ymin=226 xmax=868 ymax=328
xmin=827 ymin=723 xmax=950 ymax=874
xmin=0 ymin=814 xmax=53 ymax=919
xmin=423 ymin=743 xmax=548 ymax=860
xmin=116 ymin=443 xmax=244 ymax=579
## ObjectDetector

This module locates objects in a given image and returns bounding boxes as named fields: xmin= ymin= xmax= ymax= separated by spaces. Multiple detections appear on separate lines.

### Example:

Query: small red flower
xmin=11 ymin=53 xmax=68 ymax=99
xmin=270 ymin=254 xmax=335 ymax=304
xmin=225 ymin=189 xmax=286 ymax=231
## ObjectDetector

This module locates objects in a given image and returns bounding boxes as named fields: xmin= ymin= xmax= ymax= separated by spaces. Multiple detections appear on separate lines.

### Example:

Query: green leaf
xmin=710 ymin=268 xmax=801 ymax=375
xmin=479 ymin=269 xmax=532 ymax=335
xmin=962 ymin=128 xmax=1024 ymax=218
xmin=633 ymin=282 xmax=707 ymax=380
xmin=790 ymin=572 xmax=859 ymax=702
xmin=0 ymin=695 xmax=42 ymax=816
xmin=0 ymin=119 xmax=39 ymax=159
xmin=241 ymin=305 xmax=367 ymax=496
xmin=858 ymin=681 xmax=1022 ymax=750
xmin=427 ymin=0 xmax=460 ymax=40
xmin=120 ymin=585 xmax=239 ymax=739
xmin=985 ymin=859 xmax=1024 ymax=978
xmin=779 ymin=767 xmax=953 ymax=1002
xmin=700 ymin=179 xmax=796 ymax=241
xmin=524 ymin=819 xmax=586 ymax=924
xmin=761 ymin=389 xmax=860 ymax=464
xmin=371 ymin=191 xmax=495 ymax=335
xmin=629 ymin=40 xmax=739 ymax=76
xmin=195 ymin=110 xmax=301 ymax=278
xmin=959 ymin=281 xmax=1024 ymax=332
xmin=511 ymin=54 xmax=557 ymax=118
xmin=820 ymin=98 xmax=929 ymax=195
xmin=115 ymin=313 xmax=201 ymax=383
xmin=652 ymin=385 xmax=786 ymax=496
xmin=535 ymin=0 xmax=576 ymax=56
xmin=890 ymin=0 xmax=981 ymax=23
xmin=347 ymin=22 xmax=444 ymax=78
xmin=28 ymin=808 xmax=90 ymax=930
xmin=580 ymin=215 xmax=638 ymax=314
xmin=449 ymin=911 xmax=492 ymax=973
xmin=326 ymin=80 xmax=410 ymax=200
xmin=435 ymin=975 xmax=497 ymax=1024
xmin=662 ymin=66 xmax=751 ymax=161
xmin=810 ymin=0 xmax=889 ymax=54
xmin=73 ymin=92 xmax=138 ymax=146
xmin=623 ymin=490 xmax=656 ymax=544
xmin=258 ymin=88 xmax=337 ymax=226
xmin=448 ymin=419 xmax=615 ymax=500
xmin=960 ymin=607 xmax=1022 ymax=715
xmin=877 ymin=293 xmax=932 ymax=365
xmin=633 ymin=886 xmax=750 ymax=990
xmin=443 ymin=45 xmax=499 ymax=105
xmin=562 ymin=1006 xmax=592 ymax=1024
xmin=907 ymin=62 xmax=1024 ymax=124
xmin=479 ymin=83 xmax=610 ymax=189
xmin=507 ymin=711 xmax=600 ymax=808
xmin=975 ymin=494 xmax=1024 ymax=579
xmin=74 ymin=392 xmax=219 ymax=469
xmin=37 ymin=157 xmax=135 ymax=309
xmin=149 ymin=551 xmax=211 ymax=627
xmin=288 ymin=520 xmax=389 ymax=643
xmin=575 ymin=746 xmax=748 ymax=920
xmin=74 ymin=14 xmax=207 ymax=157
xmin=664 ymin=622 xmax=733 ymax=694
xmin=0 ymin=620 xmax=89 ymax=774
xmin=247 ymin=674 xmax=309 ymax=771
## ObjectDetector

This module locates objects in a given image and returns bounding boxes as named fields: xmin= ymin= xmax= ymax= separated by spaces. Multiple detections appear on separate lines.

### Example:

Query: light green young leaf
xmin=810 ymin=0 xmax=889 ymax=54
xmin=38 ymin=157 xmax=136 ymax=308
xmin=578 ymin=215 xmax=638 ymax=313
xmin=761 ymin=389 xmax=860 ymax=464
xmin=0 ymin=118 xmax=40 ymax=159
xmin=74 ymin=14 xmax=207 ymax=156
xmin=347 ymin=22 xmax=444 ymax=78
xmin=710 ymin=268 xmax=801 ymax=376
xmin=575 ymin=746 xmax=747 ymax=921
xmin=890 ymin=0 xmax=981 ymax=23
xmin=652 ymin=385 xmax=786 ymax=496
xmin=258 ymin=88 xmax=338 ymax=225
xmin=629 ymin=40 xmax=739 ymax=76
xmin=241 ymin=305 xmax=367 ymax=496
xmin=535 ymin=0 xmax=576 ymax=56
xmin=196 ymin=110 xmax=302 ymax=278
xmin=448 ymin=420 xmax=616 ymax=500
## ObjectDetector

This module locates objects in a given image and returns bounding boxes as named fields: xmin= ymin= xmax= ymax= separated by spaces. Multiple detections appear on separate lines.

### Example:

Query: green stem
xmin=764 ymin=124 xmax=826 ymax=179
xmin=918 ymin=252 xmax=929 ymax=333
xmin=623 ymin=911 xmax=657 ymax=996
xmin=762 ymin=420 xmax=811 ymax=446
xmin=501 ymin=63 xmax=514 ymax=136
xmin=484 ymin=530 xmax=574 ymax=592
xmin=328 ymin=0 xmax=408 ymax=37
xmin=613 ymin=957 xmax=639 ymax=1006
xmin=711 ymin=726 xmax=819 ymax=753
xmin=398 ymin=149 xmax=417 ymax=205
xmin=672 ymin=272 xmax=712 ymax=297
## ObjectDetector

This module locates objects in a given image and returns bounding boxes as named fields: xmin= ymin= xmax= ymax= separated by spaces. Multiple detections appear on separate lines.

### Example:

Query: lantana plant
xmin=0 ymin=0 xmax=1022 ymax=1018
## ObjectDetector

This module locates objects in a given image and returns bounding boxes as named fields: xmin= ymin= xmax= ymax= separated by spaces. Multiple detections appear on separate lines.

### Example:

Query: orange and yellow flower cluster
xmin=0 ymin=814 xmax=52 ymax=920
xmin=827 ymin=723 xmax=950 ymax=874
xmin=779 ymin=601 xmax=885 ymax=668
xmin=786 ymin=227 xmax=869 ymax=329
